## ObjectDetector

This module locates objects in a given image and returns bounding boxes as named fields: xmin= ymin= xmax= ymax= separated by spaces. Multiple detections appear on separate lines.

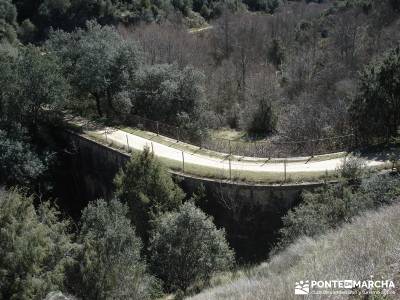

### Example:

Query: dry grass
xmin=209 ymin=128 xmax=247 ymax=141
xmin=188 ymin=202 xmax=400 ymax=300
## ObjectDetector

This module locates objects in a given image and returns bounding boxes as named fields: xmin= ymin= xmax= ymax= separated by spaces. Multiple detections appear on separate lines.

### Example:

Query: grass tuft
xmin=188 ymin=202 xmax=400 ymax=300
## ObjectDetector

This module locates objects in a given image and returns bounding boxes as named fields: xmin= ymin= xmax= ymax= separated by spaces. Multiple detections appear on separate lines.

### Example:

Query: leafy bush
xmin=350 ymin=47 xmax=400 ymax=140
xmin=114 ymin=147 xmax=184 ymax=243
xmin=0 ymin=189 xmax=77 ymax=300
xmin=0 ymin=45 xmax=69 ymax=128
xmin=0 ymin=129 xmax=47 ymax=187
xmin=0 ymin=0 xmax=18 ymax=43
xmin=337 ymin=155 xmax=368 ymax=184
xmin=76 ymin=199 xmax=159 ymax=300
xmin=240 ymin=95 xmax=277 ymax=137
xmin=276 ymin=173 xmax=400 ymax=249
xmin=46 ymin=21 xmax=140 ymax=118
xmin=149 ymin=201 xmax=235 ymax=293
xmin=131 ymin=63 xmax=206 ymax=129
xmin=359 ymin=173 xmax=400 ymax=204
xmin=18 ymin=19 xmax=37 ymax=43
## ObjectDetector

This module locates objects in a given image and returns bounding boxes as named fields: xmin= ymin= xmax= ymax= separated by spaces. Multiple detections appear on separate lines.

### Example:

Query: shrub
xmin=0 ymin=129 xmax=47 ymax=187
xmin=240 ymin=95 xmax=277 ymax=137
xmin=350 ymin=47 xmax=400 ymax=140
xmin=149 ymin=201 xmax=235 ymax=293
xmin=76 ymin=199 xmax=159 ymax=300
xmin=18 ymin=19 xmax=37 ymax=43
xmin=114 ymin=147 xmax=184 ymax=244
xmin=337 ymin=155 xmax=367 ymax=184
xmin=0 ymin=189 xmax=77 ymax=300
xmin=276 ymin=173 xmax=400 ymax=250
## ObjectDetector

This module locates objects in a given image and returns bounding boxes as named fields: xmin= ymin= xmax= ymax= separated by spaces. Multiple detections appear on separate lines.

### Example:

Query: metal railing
xmin=125 ymin=114 xmax=367 ymax=158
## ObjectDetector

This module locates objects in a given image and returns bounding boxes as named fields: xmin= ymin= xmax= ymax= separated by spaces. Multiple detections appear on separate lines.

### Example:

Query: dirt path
xmin=86 ymin=125 xmax=386 ymax=175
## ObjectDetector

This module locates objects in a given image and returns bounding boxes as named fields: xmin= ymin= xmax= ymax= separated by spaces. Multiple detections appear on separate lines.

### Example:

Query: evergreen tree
xmin=132 ymin=63 xmax=206 ymax=127
xmin=149 ymin=201 xmax=235 ymax=292
xmin=76 ymin=199 xmax=159 ymax=300
xmin=0 ymin=0 xmax=18 ymax=43
xmin=0 ymin=128 xmax=47 ymax=187
xmin=114 ymin=147 xmax=184 ymax=244
xmin=0 ymin=189 xmax=77 ymax=300
xmin=350 ymin=47 xmax=400 ymax=140
xmin=46 ymin=21 xmax=141 ymax=118
xmin=0 ymin=45 xmax=69 ymax=128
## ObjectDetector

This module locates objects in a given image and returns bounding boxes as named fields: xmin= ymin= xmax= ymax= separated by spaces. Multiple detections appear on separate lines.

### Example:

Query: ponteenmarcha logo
xmin=294 ymin=278 xmax=396 ymax=296
xmin=295 ymin=281 xmax=310 ymax=295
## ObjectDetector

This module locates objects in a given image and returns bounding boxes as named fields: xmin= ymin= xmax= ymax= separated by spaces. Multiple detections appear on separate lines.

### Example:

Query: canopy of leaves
xmin=0 ymin=45 xmax=69 ymax=128
xmin=0 ymin=0 xmax=18 ymax=43
xmin=149 ymin=201 xmax=235 ymax=292
xmin=132 ymin=63 xmax=206 ymax=130
xmin=12 ymin=0 xmax=170 ymax=39
xmin=350 ymin=47 xmax=400 ymax=140
xmin=0 ymin=128 xmax=47 ymax=187
xmin=46 ymin=21 xmax=141 ymax=118
xmin=114 ymin=147 xmax=184 ymax=243
xmin=0 ymin=189 xmax=77 ymax=300
xmin=240 ymin=94 xmax=277 ymax=137
xmin=10 ymin=0 xmax=254 ymax=42
xmin=76 ymin=198 xmax=159 ymax=300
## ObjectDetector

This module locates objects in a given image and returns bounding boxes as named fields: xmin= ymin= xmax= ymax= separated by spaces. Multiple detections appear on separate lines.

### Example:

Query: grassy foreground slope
xmin=189 ymin=202 xmax=400 ymax=300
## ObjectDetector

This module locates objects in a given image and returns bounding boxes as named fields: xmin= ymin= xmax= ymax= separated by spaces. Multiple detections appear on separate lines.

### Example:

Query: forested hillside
xmin=2 ymin=0 xmax=287 ymax=43
xmin=1 ymin=0 xmax=400 ymax=146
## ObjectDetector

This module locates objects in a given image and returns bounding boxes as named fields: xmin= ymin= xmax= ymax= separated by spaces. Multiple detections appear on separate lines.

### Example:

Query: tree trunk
xmin=106 ymin=89 xmax=117 ymax=115
xmin=94 ymin=93 xmax=103 ymax=117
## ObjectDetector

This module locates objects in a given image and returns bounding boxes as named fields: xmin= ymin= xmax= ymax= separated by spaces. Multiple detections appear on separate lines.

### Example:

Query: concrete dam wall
xmin=65 ymin=132 xmax=328 ymax=262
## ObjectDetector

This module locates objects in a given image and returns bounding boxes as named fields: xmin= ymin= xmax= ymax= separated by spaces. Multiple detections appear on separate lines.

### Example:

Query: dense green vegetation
xmin=115 ymin=147 xmax=184 ymax=244
xmin=0 ymin=0 xmax=289 ymax=44
xmin=74 ymin=199 xmax=159 ymax=299
xmin=2 ymin=160 xmax=398 ymax=298
xmin=350 ymin=46 xmax=400 ymax=141
xmin=2 ymin=0 xmax=400 ymax=143
xmin=46 ymin=21 xmax=141 ymax=118
xmin=0 ymin=189 xmax=77 ymax=300
xmin=149 ymin=201 xmax=235 ymax=293
xmin=0 ymin=127 xmax=47 ymax=186
xmin=0 ymin=45 xmax=67 ymax=191
xmin=0 ymin=151 xmax=235 ymax=299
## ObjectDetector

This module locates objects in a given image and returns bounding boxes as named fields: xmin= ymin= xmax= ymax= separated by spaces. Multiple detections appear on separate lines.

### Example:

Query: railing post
xmin=229 ymin=156 xmax=232 ymax=181
xmin=181 ymin=151 xmax=185 ymax=173
xmin=311 ymin=140 xmax=314 ymax=158
xmin=229 ymin=140 xmax=232 ymax=156
xmin=284 ymin=159 xmax=287 ymax=182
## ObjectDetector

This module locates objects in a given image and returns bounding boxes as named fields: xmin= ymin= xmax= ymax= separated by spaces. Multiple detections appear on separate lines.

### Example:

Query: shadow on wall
xmin=60 ymin=132 xmax=324 ymax=262
xmin=180 ymin=177 xmax=323 ymax=263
